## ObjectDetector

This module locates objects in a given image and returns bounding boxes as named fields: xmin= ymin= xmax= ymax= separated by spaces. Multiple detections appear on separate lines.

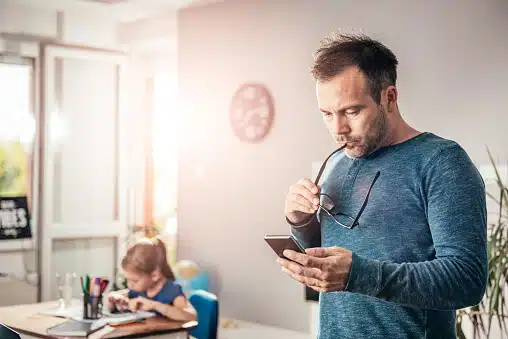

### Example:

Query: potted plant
xmin=456 ymin=149 xmax=508 ymax=338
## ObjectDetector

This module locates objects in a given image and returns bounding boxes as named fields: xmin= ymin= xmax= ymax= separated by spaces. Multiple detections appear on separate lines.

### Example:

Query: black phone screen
xmin=264 ymin=234 xmax=306 ymax=258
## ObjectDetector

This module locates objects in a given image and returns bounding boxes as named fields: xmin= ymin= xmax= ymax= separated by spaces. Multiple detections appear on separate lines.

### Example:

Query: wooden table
xmin=0 ymin=302 xmax=197 ymax=338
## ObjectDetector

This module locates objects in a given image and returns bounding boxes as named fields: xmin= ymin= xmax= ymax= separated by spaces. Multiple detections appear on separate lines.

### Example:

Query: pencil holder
xmin=83 ymin=294 xmax=103 ymax=320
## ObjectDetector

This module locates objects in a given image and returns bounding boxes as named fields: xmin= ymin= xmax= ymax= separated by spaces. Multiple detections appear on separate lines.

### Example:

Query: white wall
xmin=61 ymin=11 xmax=118 ymax=49
xmin=118 ymin=11 xmax=178 ymax=78
xmin=0 ymin=4 xmax=57 ymax=38
xmin=177 ymin=0 xmax=508 ymax=334
xmin=0 ymin=3 xmax=117 ymax=48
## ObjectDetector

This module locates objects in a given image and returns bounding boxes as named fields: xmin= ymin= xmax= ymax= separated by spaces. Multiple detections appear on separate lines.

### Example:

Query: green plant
xmin=0 ymin=142 xmax=25 ymax=195
xmin=456 ymin=149 xmax=508 ymax=338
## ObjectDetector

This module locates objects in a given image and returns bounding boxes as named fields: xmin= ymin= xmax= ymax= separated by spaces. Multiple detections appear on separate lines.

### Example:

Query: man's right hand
xmin=285 ymin=178 xmax=320 ymax=225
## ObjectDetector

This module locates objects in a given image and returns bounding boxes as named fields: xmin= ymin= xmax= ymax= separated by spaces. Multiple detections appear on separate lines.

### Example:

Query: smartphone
xmin=264 ymin=234 xmax=306 ymax=258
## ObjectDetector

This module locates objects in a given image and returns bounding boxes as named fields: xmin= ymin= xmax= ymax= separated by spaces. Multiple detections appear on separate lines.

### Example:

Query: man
xmin=278 ymin=33 xmax=487 ymax=339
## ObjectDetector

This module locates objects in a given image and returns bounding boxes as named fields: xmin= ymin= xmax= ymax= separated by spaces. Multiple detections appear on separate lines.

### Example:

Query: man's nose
xmin=334 ymin=114 xmax=350 ymax=135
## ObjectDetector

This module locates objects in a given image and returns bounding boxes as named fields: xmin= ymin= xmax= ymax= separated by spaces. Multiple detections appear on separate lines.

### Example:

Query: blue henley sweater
xmin=291 ymin=133 xmax=487 ymax=339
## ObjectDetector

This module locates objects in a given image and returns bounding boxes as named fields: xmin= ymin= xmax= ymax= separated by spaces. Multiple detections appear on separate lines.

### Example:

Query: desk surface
xmin=0 ymin=302 xmax=197 ymax=339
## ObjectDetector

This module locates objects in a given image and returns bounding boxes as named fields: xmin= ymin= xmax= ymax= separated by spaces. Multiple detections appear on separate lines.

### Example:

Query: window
xmin=0 ymin=61 xmax=35 ymax=205
xmin=143 ymin=72 xmax=179 ymax=263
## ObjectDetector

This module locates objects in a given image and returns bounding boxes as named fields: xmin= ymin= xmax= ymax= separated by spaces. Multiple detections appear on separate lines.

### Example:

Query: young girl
xmin=106 ymin=237 xmax=196 ymax=322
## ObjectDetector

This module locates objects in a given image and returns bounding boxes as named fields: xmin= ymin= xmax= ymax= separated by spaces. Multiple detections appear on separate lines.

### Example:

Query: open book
xmin=90 ymin=310 xmax=156 ymax=327
xmin=40 ymin=304 xmax=155 ymax=323
xmin=46 ymin=311 xmax=156 ymax=337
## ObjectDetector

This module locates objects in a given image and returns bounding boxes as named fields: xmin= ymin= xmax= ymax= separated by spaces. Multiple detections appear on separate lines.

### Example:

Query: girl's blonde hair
xmin=121 ymin=236 xmax=175 ymax=280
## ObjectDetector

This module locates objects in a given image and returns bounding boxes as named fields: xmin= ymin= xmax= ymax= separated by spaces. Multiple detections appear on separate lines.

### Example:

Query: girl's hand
xmin=107 ymin=293 xmax=129 ymax=312
xmin=128 ymin=296 xmax=155 ymax=312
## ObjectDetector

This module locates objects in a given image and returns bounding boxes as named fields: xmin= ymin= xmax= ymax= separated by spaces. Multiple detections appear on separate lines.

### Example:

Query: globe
xmin=174 ymin=260 xmax=209 ymax=294
xmin=174 ymin=260 xmax=200 ymax=280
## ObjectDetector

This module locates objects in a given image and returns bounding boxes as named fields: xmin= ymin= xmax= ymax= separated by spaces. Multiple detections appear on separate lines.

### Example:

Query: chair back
xmin=188 ymin=290 xmax=218 ymax=339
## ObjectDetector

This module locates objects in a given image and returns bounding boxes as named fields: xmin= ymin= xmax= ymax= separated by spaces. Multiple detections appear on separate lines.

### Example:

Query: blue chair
xmin=188 ymin=290 xmax=218 ymax=339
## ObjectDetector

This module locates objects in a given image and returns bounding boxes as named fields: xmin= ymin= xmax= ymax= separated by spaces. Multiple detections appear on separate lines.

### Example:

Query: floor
xmin=218 ymin=319 xmax=313 ymax=339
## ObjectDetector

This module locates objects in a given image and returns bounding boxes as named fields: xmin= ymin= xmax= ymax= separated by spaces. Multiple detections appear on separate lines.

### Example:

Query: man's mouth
xmin=336 ymin=137 xmax=359 ymax=146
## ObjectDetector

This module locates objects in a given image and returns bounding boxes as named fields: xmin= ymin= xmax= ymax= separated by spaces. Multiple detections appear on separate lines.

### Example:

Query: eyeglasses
xmin=313 ymin=145 xmax=380 ymax=229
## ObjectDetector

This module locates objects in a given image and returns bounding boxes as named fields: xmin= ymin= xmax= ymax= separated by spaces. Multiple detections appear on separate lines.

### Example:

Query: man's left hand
xmin=276 ymin=247 xmax=353 ymax=293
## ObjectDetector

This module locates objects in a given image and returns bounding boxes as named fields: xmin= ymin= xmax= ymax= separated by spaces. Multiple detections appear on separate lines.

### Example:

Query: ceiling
xmin=0 ymin=0 xmax=224 ymax=21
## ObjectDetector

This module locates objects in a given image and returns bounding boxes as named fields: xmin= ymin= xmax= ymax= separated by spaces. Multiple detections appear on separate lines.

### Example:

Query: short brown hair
xmin=121 ymin=237 xmax=175 ymax=280
xmin=311 ymin=32 xmax=398 ymax=104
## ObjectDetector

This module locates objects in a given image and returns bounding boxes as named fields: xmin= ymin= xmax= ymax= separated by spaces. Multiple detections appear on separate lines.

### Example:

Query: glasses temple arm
xmin=351 ymin=171 xmax=381 ymax=227
xmin=314 ymin=144 xmax=347 ymax=186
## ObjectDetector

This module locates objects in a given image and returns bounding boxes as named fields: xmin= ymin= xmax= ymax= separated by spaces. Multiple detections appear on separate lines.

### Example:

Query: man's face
xmin=316 ymin=67 xmax=388 ymax=158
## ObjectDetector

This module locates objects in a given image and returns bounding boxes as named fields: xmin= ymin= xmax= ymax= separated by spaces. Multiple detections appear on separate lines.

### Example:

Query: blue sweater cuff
xmin=345 ymin=253 xmax=382 ymax=297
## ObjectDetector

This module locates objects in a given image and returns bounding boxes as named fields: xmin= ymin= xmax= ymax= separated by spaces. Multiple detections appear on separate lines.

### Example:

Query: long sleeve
xmin=344 ymin=145 xmax=488 ymax=310
xmin=289 ymin=214 xmax=321 ymax=250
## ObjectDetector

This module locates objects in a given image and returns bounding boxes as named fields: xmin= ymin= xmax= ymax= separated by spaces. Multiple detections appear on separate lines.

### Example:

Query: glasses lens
xmin=319 ymin=194 xmax=335 ymax=211
xmin=336 ymin=214 xmax=356 ymax=228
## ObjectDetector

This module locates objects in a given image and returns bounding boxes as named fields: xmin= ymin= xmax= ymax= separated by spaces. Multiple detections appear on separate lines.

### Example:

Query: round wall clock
xmin=229 ymin=83 xmax=274 ymax=143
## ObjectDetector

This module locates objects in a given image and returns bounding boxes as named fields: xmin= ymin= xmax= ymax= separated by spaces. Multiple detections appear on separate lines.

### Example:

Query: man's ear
xmin=384 ymin=86 xmax=398 ymax=113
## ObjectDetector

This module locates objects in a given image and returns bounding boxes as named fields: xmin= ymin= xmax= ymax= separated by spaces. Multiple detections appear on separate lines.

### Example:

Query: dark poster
xmin=0 ymin=196 xmax=32 ymax=240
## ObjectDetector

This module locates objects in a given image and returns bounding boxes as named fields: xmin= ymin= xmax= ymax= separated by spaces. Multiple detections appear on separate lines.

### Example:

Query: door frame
xmin=39 ymin=43 xmax=128 ymax=301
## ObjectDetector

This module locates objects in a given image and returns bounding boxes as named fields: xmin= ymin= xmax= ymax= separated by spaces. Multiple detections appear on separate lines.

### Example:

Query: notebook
xmin=46 ymin=320 xmax=105 ymax=337
xmin=87 ymin=326 xmax=115 ymax=339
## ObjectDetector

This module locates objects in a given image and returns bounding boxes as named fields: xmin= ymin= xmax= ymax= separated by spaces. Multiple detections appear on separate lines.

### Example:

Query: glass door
xmin=40 ymin=44 xmax=129 ymax=301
